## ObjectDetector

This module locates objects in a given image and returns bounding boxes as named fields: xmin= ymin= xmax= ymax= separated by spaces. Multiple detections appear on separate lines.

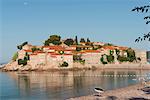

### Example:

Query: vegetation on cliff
xmin=12 ymin=52 xmax=18 ymax=61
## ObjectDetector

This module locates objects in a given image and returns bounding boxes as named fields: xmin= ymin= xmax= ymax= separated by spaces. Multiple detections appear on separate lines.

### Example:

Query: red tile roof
xmin=43 ymin=46 xmax=65 ymax=50
xmin=83 ymin=50 xmax=100 ymax=53
xmin=102 ymin=46 xmax=116 ymax=50
xmin=30 ymin=53 xmax=37 ymax=56
xmin=24 ymin=50 xmax=32 ymax=52
xmin=64 ymin=50 xmax=74 ymax=51
xmin=70 ymin=45 xmax=77 ymax=47
xmin=117 ymin=46 xmax=128 ymax=50
xmin=34 ymin=51 xmax=44 ymax=53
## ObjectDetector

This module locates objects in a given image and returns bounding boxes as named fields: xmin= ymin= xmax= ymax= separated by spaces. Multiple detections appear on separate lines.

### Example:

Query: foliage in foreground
xmin=132 ymin=3 xmax=150 ymax=42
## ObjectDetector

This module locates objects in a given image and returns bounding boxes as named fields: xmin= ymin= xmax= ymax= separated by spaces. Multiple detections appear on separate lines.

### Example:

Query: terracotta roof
xmin=24 ymin=50 xmax=32 ymax=52
xmin=102 ymin=46 xmax=116 ymax=50
xmin=30 ymin=53 xmax=37 ymax=56
xmin=34 ymin=51 xmax=44 ymax=53
xmin=84 ymin=50 xmax=100 ymax=53
xmin=118 ymin=46 xmax=128 ymax=50
xmin=77 ymin=45 xmax=92 ymax=48
xmin=64 ymin=50 xmax=74 ymax=51
xmin=43 ymin=46 xmax=65 ymax=50
xmin=70 ymin=45 xmax=77 ymax=47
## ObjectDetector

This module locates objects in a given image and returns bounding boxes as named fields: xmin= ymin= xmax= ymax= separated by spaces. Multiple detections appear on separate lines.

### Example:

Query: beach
xmin=68 ymin=82 xmax=150 ymax=100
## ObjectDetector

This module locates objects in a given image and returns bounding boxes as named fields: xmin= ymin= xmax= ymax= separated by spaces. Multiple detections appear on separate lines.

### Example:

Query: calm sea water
xmin=0 ymin=70 xmax=150 ymax=100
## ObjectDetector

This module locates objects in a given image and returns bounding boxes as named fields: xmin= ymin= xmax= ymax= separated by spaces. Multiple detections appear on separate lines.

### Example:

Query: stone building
xmin=81 ymin=50 xmax=101 ymax=65
xmin=18 ymin=49 xmax=32 ymax=59
xmin=135 ymin=50 xmax=147 ymax=64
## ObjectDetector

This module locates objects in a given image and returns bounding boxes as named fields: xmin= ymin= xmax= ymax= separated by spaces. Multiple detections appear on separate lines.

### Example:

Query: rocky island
xmin=2 ymin=35 xmax=149 ymax=71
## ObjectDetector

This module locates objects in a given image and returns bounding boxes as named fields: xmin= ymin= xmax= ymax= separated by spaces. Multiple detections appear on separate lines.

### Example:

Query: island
xmin=2 ymin=35 xmax=149 ymax=71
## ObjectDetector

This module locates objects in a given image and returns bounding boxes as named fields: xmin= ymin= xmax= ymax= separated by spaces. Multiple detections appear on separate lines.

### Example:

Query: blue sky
xmin=1 ymin=0 xmax=150 ymax=63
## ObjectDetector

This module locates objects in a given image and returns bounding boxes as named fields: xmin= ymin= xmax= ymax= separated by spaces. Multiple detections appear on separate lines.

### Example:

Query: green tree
xmin=44 ymin=40 xmax=50 ymax=46
xmin=44 ymin=35 xmax=62 ymax=45
xmin=18 ymin=59 xmax=23 ymax=65
xmin=31 ymin=47 xmax=37 ymax=52
xmin=73 ymin=54 xmax=82 ymax=61
xmin=75 ymin=36 xmax=78 ymax=45
xmin=18 ymin=59 xmax=27 ymax=66
xmin=25 ymin=52 xmax=30 ymax=60
xmin=12 ymin=52 xmax=18 ymax=61
xmin=64 ymin=38 xmax=74 ymax=46
xmin=17 ymin=45 xmax=22 ymax=50
xmin=87 ymin=38 xmax=90 ymax=42
xmin=107 ymin=55 xmax=114 ymax=63
xmin=110 ymin=50 xmax=114 ymax=55
xmin=126 ymin=48 xmax=136 ymax=62
xmin=117 ymin=55 xmax=128 ymax=62
xmin=104 ymin=43 xmax=113 ymax=46
xmin=115 ymin=49 xmax=120 ymax=56
xmin=17 ymin=41 xmax=28 ymax=50
xmin=100 ymin=55 xmax=107 ymax=64
xmin=31 ymin=47 xmax=40 ymax=52
xmin=80 ymin=38 xmax=85 ymax=43
xmin=22 ymin=42 xmax=28 ymax=46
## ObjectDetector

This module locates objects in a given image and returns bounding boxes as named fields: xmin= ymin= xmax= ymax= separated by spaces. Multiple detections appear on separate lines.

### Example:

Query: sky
xmin=1 ymin=0 xmax=150 ymax=63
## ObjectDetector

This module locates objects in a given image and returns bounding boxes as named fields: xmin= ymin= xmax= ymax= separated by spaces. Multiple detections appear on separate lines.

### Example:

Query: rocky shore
xmin=68 ymin=82 xmax=150 ymax=100
xmin=1 ymin=61 xmax=150 ymax=72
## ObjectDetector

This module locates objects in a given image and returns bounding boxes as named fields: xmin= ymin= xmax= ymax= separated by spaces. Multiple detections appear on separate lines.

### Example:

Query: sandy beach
xmin=68 ymin=82 xmax=150 ymax=100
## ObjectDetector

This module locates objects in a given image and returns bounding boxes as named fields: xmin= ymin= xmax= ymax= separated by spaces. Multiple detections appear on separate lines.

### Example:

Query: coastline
xmin=67 ymin=82 xmax=150 ymax=100
xmin=1 ymin=62 xmax=150 ymax=72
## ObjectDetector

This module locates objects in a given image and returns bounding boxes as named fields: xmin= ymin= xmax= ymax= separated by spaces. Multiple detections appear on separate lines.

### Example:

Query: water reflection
xmin=0 ymin=70 xmax=150 ymax=100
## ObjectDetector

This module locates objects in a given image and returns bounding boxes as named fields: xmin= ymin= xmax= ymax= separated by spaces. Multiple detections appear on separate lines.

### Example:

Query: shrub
xmin=64 ymin=38 xmax=74 ymax=46
xmin=107 ymin=55 xmax=114 ymax=63
xmin=22 ymin=59 xmax=27 ymax=66
xmin=110 ymin=50 xmax=114 ymax=55
xmin=100 ymin=55 xmax=108 ymax=64
xmin=115 ymin=49 xmax=120 ymax=56
xmin=12 ymin=52 xmax=18 ymax=61
xmin=60 ymin=61 xmax=69 ymax=67
xmin=25 ymin=52 xmax=30 ymax=60
xmin=18 ymin=59 xmax=23 ymax=65
xmin=80 ymin=59 xmax=85 ymax=64
xmin=44 ymin=35 xmax=62 ymax=45
xmin=126 ymin=48 xmax=136 ymax=62
xmin=73 ymin=55 xmax=85 ymax=64
xmin=17 ymin=58 xmax=28 ymax=66
xmin=117 ymin=56 xmax=128 ymax=62
xmin=31 ymin=47 xmax=40 ymax=52
xmin=17 ymin=41 xmax=28 ymax=50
